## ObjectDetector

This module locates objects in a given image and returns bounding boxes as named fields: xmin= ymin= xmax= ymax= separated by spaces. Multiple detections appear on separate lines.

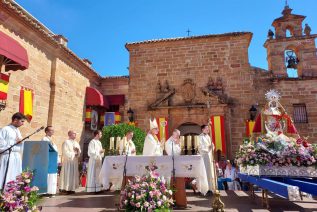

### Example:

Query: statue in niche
xmin=304 ymin=23 xmax=311 ymax=36
xmin=268 ymin=29 xmax=274 ymax=39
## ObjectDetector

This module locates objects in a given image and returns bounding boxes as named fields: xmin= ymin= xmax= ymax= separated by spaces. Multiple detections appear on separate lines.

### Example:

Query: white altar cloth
xmin=99 ymin=155 xmax=209 ymax=195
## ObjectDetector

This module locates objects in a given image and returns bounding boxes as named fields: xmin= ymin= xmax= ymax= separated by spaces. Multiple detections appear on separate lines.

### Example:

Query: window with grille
xmin=293 ymin=104 xmax=308 ymax=123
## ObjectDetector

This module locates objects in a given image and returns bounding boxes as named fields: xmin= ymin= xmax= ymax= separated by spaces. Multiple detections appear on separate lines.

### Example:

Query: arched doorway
xmin=177 ymin=122 xmax=201 ymax=136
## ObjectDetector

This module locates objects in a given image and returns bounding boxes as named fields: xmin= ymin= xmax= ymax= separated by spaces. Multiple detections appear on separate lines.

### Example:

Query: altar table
xmin=99 ymin=155 xmax=209 ymax=195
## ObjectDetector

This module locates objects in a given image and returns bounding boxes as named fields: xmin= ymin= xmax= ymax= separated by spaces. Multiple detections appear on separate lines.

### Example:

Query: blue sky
xmin=16 ymin=0 xmax=317 ymax=77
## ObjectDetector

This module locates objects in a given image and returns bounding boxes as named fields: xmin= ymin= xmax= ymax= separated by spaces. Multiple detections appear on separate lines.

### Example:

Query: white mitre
xmin=150 ymin=118 xmax=158 ymax=130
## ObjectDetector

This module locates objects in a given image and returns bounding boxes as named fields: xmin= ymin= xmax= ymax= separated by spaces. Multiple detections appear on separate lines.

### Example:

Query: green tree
xmin=101 ymin=123 xmax=146 ymax=155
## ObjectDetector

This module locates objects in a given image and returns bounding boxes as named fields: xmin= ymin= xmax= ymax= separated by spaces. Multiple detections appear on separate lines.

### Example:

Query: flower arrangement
xmin=236 ymin=135 xmax=317 ymax=168
xmin=120 ymin=162 xmax=173 ymax=211
xmin=0 ymin=170 xmax=41 ymax=212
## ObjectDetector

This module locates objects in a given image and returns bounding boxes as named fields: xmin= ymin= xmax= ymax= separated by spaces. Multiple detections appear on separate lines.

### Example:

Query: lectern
xmin=22 ymin=141 xmax=58 ymax=193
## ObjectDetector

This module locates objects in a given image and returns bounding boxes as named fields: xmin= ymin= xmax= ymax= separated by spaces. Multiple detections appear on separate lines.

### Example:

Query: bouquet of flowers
xmin=236 ymin=137 xmax=317 ymax=168
xmin=121 ymin=162 xmax=173 ymax=211
xmin=0 ymin=170 xmax=41 ymax=212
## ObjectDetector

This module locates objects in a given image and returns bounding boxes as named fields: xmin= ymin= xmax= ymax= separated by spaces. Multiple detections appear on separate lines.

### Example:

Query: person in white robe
xmin=42 ymin=126 xmax=58 ymax=197
xmin=198 ymin=124 xmax=216 ymax=193
xmin=119 ymin=131 xmax=136 ymax=156
xmin=59 ymin=130 xmax=81 ymax=194
xmin=87 ymin=130 xmax=104 ymax=193
xmin=165 ymin=129 xmax=181 ymax=156
xmin=143 ymin=119 xmax=163 ymax=156
xmin=0 ymin=112 xmax=26 ymax=190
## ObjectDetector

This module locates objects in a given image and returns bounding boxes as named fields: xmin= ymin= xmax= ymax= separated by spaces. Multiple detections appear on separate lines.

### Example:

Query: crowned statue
xmin=252 ymin=89 xmax=298 ymax=139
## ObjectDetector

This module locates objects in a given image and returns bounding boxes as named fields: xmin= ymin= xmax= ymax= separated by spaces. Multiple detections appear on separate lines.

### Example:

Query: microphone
xmin=37 ymin=126 xmax=45 ymax=132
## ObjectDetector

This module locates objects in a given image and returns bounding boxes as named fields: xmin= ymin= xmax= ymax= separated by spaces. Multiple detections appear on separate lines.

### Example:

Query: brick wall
xmin=0 ymin=6 xmax=100 ymax=157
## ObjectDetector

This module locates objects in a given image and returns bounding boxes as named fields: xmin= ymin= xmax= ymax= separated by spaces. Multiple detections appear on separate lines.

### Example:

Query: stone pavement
xmin=41 ymin=188 xmax=317 ymax=212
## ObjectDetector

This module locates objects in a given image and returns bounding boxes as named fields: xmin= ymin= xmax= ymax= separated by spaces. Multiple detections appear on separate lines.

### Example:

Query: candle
xmin=194 ymin=136 xmax=198 ymax=148
xmin=110 ymin=137 xmax=114 ymax=149
xmin=116 ymin=137 xmax=121 ymax=150
xmin=180 ymin=136 xmax=185 ymax=149
xmin=187 ymin=135 xmax=192 ymax=148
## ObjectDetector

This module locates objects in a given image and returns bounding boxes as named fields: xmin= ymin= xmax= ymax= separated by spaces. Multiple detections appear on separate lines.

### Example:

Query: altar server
xmin=143 ymin=119 xmax=163 ymax=156
xmin=0 ymin=112 xmax=26 ymax=189
xmin=87 ymin=130 xmax=104 ymax=193
xmin=198 ymin=124 xmax=216 ymax=193
xmin=165 ymin=129 xmax=181 ymax=156
xmin=119 ymin=131 xmax=136 ymax=156
xmin=42 ymin=126 xmax=58 ymax=197
xmin=60 ymin=130 xmax=81 ymax=194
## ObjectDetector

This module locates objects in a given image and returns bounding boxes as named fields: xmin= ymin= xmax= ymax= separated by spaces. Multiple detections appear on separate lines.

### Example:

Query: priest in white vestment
xmin=165 ymin=129 xmax=181 ymax=156
xmin=59 ymin=130 xmax=81 ymax=194
xmin=143 ymin=119 xmax=163 ymax=156
xmin=0 ymin=113 xmax=26 ymax=189
xmin=42 ymin=126 xmax=58 ymax=196
xmin=198 ymin=124 xmax=216 ymax=193
xmin=119 ymin=131 xmax=136 ymax=156
xmin=87 ymin=130 xmax=104 ymax=193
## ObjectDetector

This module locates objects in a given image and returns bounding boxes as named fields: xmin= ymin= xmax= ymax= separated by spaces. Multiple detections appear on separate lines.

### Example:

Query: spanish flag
xmin=85 ymin=108 xmax=92 ymax=122
xmin=100 ymin=112 xmax=105 ymax=125
xmin=0 ymin=73 xmax=10 ymax=100
xmin=246 ymin=120 xmax=255 ymax=137
xmin=19 ymin=87 xmax=33 ymax=121
xmin=157 ymin=117 xmax=168 ymax=142
xmin=115 ymin=112 xmax=121 ymax=124
xmin=210 ymin=116 xmax=226 ymax=154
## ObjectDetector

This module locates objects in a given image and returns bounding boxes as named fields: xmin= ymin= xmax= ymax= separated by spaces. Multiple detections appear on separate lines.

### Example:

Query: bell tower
xmin=264 ymin=3 xmax=317 ymax=77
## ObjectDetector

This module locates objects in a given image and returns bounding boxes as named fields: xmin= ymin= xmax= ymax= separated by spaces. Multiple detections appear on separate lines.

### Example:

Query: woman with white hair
xmin=165 ymin=129 xmax=181 ymax=156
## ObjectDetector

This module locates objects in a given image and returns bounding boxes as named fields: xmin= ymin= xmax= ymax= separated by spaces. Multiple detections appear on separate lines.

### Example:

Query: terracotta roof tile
xmin=125 ymin=32 xmax=252 ymax=47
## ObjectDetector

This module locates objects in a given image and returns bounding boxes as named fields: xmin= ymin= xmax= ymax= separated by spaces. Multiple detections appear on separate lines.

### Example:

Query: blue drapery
xmin=22 ymin=141 xmax=58 ymax=193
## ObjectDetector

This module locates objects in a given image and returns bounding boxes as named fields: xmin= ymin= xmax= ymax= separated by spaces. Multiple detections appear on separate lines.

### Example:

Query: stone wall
xmin=0 ymin=5 xmax=101 ymax=158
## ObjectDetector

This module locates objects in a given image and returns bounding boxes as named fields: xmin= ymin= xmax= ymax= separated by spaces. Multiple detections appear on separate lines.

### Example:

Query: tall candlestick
xmin=194 ymin=136 xmax=198 ymax=148
xmin=110 ymin=137 xmax=114 ymax=149
xmin=180 ymin=136 xmax=185 ymax=149
xmin=116 ymin=137 xmax=121 ymax=150
xmin=187 ymin=135 xmax=192 ymax=148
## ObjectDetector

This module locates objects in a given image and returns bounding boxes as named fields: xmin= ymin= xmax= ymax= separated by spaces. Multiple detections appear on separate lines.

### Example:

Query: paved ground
xmin=41 ymin=188 xmax=317 ymax=212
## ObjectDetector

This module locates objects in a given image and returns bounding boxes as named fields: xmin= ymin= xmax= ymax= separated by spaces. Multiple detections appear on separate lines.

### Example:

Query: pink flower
xmin=157 ymin=201 xmax=162 ymax=207
xmin=135 ymin=202 xmax=141 ymax=208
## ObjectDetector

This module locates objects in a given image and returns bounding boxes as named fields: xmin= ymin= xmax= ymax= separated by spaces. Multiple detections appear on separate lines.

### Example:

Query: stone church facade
xmin=0 ymin=1 xmax=316 ymax=159
xmin=125 ymin=5 xmax=317 ymax=158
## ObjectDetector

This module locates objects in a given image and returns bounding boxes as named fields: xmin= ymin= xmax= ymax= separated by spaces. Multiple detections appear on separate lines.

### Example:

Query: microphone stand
xmin=171 ymin=139 xmax=176 ymax=201
xmin=0 ymin=126 xmax=44 ymax=191
xmin=122 ymin=140 xmax=130 ymax=188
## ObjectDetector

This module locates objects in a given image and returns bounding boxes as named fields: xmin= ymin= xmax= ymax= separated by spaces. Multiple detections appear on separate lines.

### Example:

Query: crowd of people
xmin=0 ymin=112 xmax=239 ymax=198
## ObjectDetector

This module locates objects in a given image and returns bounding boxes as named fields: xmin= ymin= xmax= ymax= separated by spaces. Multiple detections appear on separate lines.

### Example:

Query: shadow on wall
xmin=177 ymin=122 xmax=201 ymax=136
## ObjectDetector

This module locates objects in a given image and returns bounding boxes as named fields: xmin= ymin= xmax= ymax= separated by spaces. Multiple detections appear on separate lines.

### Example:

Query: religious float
xmin=236 ymin=90 xmax=317 ymax=207
xmin=236 ymin=89 xmax=317 ymax=177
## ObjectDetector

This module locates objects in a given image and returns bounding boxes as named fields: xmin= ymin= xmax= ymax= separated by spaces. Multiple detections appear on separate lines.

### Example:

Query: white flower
xmin=162 ymin=195 xmax=167 ymax=201
xmin=157 ymin=201 xmax=162 ymax=207
xmin=144 ymin=201 xmax=149 ymax=207
xmin=24 ymin=179 xmax=31 ymax=184
xmin=168 ymin=190 xmax=172 ymax=195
